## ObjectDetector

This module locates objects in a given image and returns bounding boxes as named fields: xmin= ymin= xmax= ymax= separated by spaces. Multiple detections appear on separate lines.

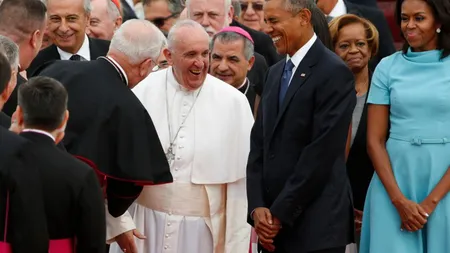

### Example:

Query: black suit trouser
xmin=262 ymin=246 xmax=346 ymax=253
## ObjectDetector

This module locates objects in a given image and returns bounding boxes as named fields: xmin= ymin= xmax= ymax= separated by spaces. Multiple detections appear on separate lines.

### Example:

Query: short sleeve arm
xmin=367 ymin=59 xmax=391 ymax=105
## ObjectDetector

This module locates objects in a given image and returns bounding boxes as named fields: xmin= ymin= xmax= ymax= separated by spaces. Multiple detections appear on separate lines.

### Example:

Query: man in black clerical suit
xmin=14 ymin=76 xmax=105 ymax=253
xmin=0 ymin=50 xmax=49 ymax=253
xmin=247 ymin=0 xmax=356 ymax=252
xmin=0 ymin=0 xmax=47 ymax=117
xmin=210 ymin=26 xmax=260 ymax=114
xmin=27 ymin=0 xmax=110 ymax=78
xmin=120 ymin=0 xmax=139 ymax=22
xmin=35 ymin=20 xmax=172 ymax=222
xmin=316 ymin=0 xmax=395 ymax=69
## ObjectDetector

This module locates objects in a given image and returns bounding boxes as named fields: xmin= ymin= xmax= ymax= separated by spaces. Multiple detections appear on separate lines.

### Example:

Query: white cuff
xmin=105 ymin=203 xmax=136 ymax=244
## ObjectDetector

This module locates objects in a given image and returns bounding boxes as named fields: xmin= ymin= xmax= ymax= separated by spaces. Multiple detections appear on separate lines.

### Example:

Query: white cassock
xmin=107 ymin=67 xmax=253 ymax=253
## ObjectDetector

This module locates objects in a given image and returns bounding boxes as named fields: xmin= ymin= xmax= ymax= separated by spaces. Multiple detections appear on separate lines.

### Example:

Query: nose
xmin=217 ymin=60 xmax=229 ymax=71
xmin=58 ymin=20 xmax=70 ymax=33
xmin=246 ymin=4 xmax=256 ymax=15
xmin=406 ymin=18 xmax=416 ymax=29
xmin=200 ymin=14 xmax=210 ymax=27
xmin=349 ymin=43 xmax=359 ymax=53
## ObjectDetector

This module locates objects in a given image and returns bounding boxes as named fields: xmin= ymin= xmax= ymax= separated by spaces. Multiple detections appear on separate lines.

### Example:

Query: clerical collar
xmin=57 ymin=34 xmax=91 ymax=61
xmin=236 ymin=78 xmax=248 ymax=90
xmin=237 ymin=78 xmax=250 ymax=95
xmin=22 ymin=128 xmax=55 ymax=142
xmin=106 ymin=56 xmax=129 ymax=85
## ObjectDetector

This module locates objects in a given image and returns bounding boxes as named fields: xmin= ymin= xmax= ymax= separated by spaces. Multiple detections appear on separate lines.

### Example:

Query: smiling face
xmin=335 ymin=22 xmax=371 ymax=73
xmin=400 ymin=0 xmax=440 ymax=52
xmin=47 ymin=0 xmax=90 ymax=54
xmin=210 ymin=38 xmax=254 ymax=88
xmin=239 ymin=0 xmax=265 ymax=31
xmin=263 ymin=0 xmax=312 ymax=56
xmin=164 ymin=27 xmax=210 ymax=90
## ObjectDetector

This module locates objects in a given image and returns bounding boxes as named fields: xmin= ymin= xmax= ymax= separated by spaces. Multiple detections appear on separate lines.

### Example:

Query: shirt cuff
xmin=105 ymin=203 xmax=136 ymax=243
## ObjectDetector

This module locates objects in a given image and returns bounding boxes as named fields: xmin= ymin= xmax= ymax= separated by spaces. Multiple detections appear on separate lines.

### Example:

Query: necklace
xmin=165 ymin=69 xmax=203 ymax=164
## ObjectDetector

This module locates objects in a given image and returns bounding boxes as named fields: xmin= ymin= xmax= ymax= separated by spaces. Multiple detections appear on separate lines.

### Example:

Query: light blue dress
xmin=359 ymin=48 xmax=450 ymax=253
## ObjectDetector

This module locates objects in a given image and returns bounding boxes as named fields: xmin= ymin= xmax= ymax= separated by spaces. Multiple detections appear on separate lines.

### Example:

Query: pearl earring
xmin=437 ymin=28 xmax=441 ymax=33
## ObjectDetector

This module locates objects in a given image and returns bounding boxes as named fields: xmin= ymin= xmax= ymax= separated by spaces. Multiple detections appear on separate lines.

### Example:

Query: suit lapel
xmin=269 ymin=40 xmax=322 ymax=138
xmin=49 ymin=45 xmax=61 ymax=60
xmin=264 ymin=61 xmax=284 ymax=138
xmin=88 ymin=37 xmax=99 ymax=60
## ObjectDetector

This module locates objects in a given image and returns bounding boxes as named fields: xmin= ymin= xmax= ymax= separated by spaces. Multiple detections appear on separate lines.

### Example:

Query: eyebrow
xmin=401 ymin=11 xmax=426 ymax=15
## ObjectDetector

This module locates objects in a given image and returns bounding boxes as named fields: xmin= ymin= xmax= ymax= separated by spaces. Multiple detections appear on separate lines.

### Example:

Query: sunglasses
xmin=149 ymin=12 xmax=180 ymax=28
xmin=240 ymin=2 xmax=264 ymax=12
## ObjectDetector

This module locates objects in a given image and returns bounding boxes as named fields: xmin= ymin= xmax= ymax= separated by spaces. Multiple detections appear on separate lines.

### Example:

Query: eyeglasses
xmin=240 ymin=2 xmax=264 ymax=12
xmin=152 ymin=60 xmax=170 ymax=72
xmin=148 ymin=12 xmax=180 ymax=28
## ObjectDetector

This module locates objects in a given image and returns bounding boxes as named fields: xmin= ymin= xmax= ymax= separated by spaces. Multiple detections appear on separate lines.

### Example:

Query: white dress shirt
xmin=329 ymin=0 xmax=347 ymax=18
xmin=57 ymin=34 xmax=91 ymax=61
xmin=286 ymin=33 xmax=318 ymax=85
xmin=21 ymin=129 xmax=55 ymax=142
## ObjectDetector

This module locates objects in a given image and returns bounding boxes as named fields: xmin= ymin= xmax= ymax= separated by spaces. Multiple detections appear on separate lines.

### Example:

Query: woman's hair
xmin=310 ymin=5 xmax=333 ymax=50
xmin=395 ymin=0 xmax=450 ymax=58
xmin=329 ymin=14 xmax=379 ymax=58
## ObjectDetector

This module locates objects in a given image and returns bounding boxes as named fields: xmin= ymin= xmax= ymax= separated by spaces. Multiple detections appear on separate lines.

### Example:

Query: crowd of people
xmin=0 ymin=0 xmax=449 ymax=252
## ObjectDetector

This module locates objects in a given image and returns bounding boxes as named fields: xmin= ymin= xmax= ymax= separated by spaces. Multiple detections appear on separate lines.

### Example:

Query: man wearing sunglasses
xmin=143 ymin=0 xmax=183 ymax=36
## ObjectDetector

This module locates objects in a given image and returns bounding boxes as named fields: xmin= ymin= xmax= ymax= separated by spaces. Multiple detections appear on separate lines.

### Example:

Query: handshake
xmin=252 ymin=207 xmax=282 ymax=252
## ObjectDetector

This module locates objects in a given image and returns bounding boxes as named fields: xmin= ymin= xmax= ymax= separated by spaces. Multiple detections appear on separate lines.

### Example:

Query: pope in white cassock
xmin=107 ymin=19 xmax=254 ymax=253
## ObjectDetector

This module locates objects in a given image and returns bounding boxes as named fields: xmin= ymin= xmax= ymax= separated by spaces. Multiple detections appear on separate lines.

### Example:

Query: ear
xmin=55 ymin=110 xmax=69 ymax=144
xmin=163 ymin=48 xmax=173 ymax=65
xmin=139 ymin=58 xmax=153 ymax=77
xmin=31 ymin=29 xmax=43 ymax=50
xmin=247 ymin=55 xmax=255 ymax=71
xmin=298 ymin=8 xmax=312 ymax=26
xmin=227 ymin=5 xmax=234 ymax=26
xmin=115 ymin=16 xmax=123 ymax=28
xmin=16 ymin=106 xmax=24 ymax=127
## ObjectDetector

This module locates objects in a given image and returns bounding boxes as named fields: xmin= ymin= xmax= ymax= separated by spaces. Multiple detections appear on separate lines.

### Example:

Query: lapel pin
xmin=300 ymin=73 xmax=306 ymax=77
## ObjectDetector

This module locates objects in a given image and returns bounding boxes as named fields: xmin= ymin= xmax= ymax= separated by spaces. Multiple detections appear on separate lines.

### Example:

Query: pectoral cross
xmin=166 ymin=145 xmax=175 ymax=163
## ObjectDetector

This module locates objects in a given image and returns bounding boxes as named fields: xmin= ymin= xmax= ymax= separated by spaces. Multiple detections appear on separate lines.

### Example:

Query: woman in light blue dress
xmin=359 ymin=0 xmax=450 ymax=252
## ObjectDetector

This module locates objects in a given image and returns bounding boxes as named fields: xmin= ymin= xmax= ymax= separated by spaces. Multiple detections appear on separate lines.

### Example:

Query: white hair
xmin=110 ymin=19 xmax=166 ymax=64
xmin=0 ymin=35 xmax=19 ymax=70
xmin=185 ymin=0 xmax=231 ymax=18
xmin=42 ymin=0 xmax=92 ymax=13
xmin=105 ymin=0 xmax=121 ymax=20
xmin=167 ymin=19 xmax=207 ymax=51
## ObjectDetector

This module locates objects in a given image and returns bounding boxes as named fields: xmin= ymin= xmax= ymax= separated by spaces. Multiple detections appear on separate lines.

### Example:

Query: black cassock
xmin=0 ymin=126 xmax=49 ymax=253
xmin=20 ymin=132 xmax=105 ymax=253
xmin=35 ymin=58 xmax=173 ymax=217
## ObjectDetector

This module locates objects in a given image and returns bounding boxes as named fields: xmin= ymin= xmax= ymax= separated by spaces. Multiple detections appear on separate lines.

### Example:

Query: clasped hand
xmin=393 ymin=198 xmax=436 ymax=232
xmin=253 ymin=207 xmax=282 ymax=252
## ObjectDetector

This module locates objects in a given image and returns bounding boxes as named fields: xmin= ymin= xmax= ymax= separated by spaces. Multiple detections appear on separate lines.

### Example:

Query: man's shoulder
xmin=205 ymin=74 xmax=248 ymax=101
xmin=0 ymin=112 xmax=11 ymax=129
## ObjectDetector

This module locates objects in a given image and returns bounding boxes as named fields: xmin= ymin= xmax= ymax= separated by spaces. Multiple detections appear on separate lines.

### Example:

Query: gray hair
xmin=110 ymin=19 xmax=166 ymax=64
xmin=167 ymin=19 xmax=207 ymax=51
xmin=231 ymin=0 xmax=241 ymax=17
xmin=281 ymin=0 xmax=314 ymax=14
xmin=210 ymin=31 xmax=254 ymax=60
xmin=186 ymin=0 xmax=231 ymax=18
xmin=43 ymin=0 xmax=91 ymax=14
xmin=0 ymin=35 xmax=19 ymax=70
xmin=105 ymin=0 xmax=121 ymax=20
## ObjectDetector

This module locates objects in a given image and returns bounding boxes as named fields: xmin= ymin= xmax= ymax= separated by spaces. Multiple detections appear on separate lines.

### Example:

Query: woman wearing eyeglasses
xmin=237 ymin=0 xmax=265 ymax=31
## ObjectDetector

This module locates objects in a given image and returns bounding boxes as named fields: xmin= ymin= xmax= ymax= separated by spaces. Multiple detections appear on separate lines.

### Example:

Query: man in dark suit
xmin=27 ymin=0 xmax=110 ymax=77
xmin=316 ymin=0 xmax=396 ymax=69
xmin=209 ymin=26 xmax=261 ymax=114
xmin=13 ymin=76 xmax=105 ymax=252
xmin=34 ymin=20 xmax=172 ymax=251
xmin=0 ymin=48 xmax=49 ymax=253
xmin=247 ymin=0 xmax=356 ymax=252
xmin=0 ymin=0 xmax=47 ymax=116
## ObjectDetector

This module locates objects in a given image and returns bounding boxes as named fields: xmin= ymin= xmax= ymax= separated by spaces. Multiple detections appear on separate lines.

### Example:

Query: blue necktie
xmin=279 ymin=59 xmax=294 ymax=108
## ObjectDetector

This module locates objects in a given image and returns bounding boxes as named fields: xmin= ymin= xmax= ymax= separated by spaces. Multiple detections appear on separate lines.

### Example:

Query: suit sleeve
xmin=75 ymin=169 xmax=106 ymax=253
xmin=106 ymin=178 xmax=142 ymax=217
xmin=246 ymin=72 xmax=268 ymax=226
xmin=270 ymin=64 xmax=356 ymax=226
